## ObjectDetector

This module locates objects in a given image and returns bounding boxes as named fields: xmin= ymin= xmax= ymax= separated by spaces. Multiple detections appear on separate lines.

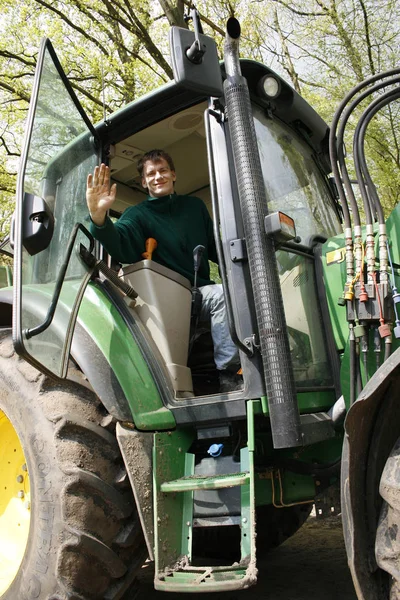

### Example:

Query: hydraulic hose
xmin=354 ymin=88 xmax=400 ymax=227
xmin=329 ymin=67 xmax=400 ymax=229
xmin=223 ymin=18 xmax=302 ymax=449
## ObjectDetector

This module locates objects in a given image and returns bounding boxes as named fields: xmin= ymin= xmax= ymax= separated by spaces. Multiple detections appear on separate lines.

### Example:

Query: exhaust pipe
xmin=223 ymin=18 xmax=303 ymax=449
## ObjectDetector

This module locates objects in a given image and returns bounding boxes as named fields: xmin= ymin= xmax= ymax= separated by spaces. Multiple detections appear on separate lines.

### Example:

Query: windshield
xmin=254 ymin=105 xmax=341 ymax=245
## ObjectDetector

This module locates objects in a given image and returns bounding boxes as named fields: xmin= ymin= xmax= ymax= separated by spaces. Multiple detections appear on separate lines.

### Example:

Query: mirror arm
xmin=185 ymin=7 xmax=206 ymax=64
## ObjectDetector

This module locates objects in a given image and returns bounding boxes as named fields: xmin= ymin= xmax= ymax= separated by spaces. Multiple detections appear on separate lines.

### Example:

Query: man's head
xmin=138 ymin=149 xmax=176 ymax=198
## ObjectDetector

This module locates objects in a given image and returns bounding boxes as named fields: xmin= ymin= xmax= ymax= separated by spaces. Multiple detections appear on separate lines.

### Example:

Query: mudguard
xmin=0 ymin=282 xmax=176 ymax=429
xmin=341 ymin=347 xmax=400 ymax=600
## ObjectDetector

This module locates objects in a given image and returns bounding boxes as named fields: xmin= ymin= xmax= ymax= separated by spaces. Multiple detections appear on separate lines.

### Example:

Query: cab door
xmin=13 ymin=39 xmax=100 ymax=378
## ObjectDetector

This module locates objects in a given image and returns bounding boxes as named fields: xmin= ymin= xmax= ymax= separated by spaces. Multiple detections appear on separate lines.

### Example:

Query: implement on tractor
xmin=0 ymin=6 xmax=399 ymax=600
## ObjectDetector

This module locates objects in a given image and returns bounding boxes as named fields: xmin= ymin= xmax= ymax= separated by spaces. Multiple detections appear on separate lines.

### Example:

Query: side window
xmin=254 ymin=105 xmax=342 ymax=245
xmin=278 ymin=250 xmax=333 ymax=387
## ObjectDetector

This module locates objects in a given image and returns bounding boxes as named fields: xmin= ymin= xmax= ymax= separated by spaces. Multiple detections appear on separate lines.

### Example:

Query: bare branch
xmin=272 ymin=7 xmax=301 ymax=93
xmin=158 ymin=0 xmax=187 ymax=27
xmin=34 ymin=0 xmax=110 ymax=56
xmin=0 ymin=136 xmax=20 ymax=157
xmin=182 ymin=0 xmax=225 ymax=36
xmin=0 ymin=81 xmax=30 ymax=103
xmin=357 ymin=0 xmax=375 ymax=75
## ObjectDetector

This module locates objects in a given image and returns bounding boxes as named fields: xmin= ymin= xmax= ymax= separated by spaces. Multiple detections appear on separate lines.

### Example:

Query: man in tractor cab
xmin=86 ymin=149 xmax=242 ymax=393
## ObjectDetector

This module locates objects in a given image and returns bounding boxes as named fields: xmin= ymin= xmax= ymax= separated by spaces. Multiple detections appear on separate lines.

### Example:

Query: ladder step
xmin=160 ymin=471 xmax=249 ymax=493
xmin=155 ymin=564 xmax=257 ymax=592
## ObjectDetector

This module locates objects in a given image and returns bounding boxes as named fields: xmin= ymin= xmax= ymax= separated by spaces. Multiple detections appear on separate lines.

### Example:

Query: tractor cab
xmin=11 ymin=33 xmax=343 ymax=422
xmin=101 ymin=92 xmax=343 ymax=403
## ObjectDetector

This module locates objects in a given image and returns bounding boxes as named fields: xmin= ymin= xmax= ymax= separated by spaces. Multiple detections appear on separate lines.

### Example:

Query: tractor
xmin=0 ymin=10 xmax=399 ymax=600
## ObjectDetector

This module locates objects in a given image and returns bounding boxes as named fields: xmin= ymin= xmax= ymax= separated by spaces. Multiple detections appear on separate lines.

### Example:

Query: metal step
xmin=153 ymin=400 xmax=258 ymax=593
xmin=160 ymin=471 xmax=249 ymax=492
xmin=155 ymin=563 xmax=256 ymax=592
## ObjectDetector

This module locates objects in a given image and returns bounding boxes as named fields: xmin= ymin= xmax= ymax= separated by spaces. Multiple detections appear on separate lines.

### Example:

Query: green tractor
xmin=0 ymin=11 xmax=399 ymax=600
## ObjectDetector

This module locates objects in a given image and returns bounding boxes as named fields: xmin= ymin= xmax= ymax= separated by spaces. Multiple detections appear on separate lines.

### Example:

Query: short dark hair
xmin=137 ymin=149 xmax=175 ymax=178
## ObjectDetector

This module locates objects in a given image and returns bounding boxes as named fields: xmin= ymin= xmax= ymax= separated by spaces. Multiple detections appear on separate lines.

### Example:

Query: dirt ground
xmin=128 ymin=514 xmax=357 ymax=600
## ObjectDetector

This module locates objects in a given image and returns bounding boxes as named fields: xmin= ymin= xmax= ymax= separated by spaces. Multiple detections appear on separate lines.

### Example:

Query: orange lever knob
xmin=142 ymin=238 xmax=157 ymax=260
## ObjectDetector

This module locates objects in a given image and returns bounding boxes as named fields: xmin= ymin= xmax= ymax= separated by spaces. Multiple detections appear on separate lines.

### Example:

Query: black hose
xmin=335 ymin=75 xmax=400 ymax=227
xmin=349 ymin=329 xmax=356 ymax=406
xmin=355 ymin=87 xmax=400 ymax=226
xmin=224 ymin=18 xmax=302 ymax=449
xmin=384 ymin=339 xmax=392 ymax=362
xmin=329 ymin=68 xmax=400 ymax=229
xmin=204 ymin=107 xmax=252 ymax=358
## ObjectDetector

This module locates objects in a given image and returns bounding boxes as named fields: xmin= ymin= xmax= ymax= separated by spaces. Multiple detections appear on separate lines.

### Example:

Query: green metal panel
xmin=161 ymin=472 xmax=249 ymax=492
xmin=153 ymin=428 xmax=195 ymax=576
xmin=253 ymin=430 xmax=342 ymax=506
xmin=240 ymin=400 xmax=256 ymax=562
xmin=153 ymin=401 xmax=258 ymax=593
xmin=180 ymin=453 xmax=195 ymax=561
xmin=385 ymin=202 xmax=400 ymax=266
xmin=321 ymin=232 xmax=348 ymax=351
xmin=77 ymin=283 xmax=176 ymax=429
xmin=257 ymin=389 xmax=336 ymax=417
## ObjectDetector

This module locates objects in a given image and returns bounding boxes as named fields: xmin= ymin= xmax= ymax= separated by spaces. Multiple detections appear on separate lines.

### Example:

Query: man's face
xmin=141 ymin=158 xmax=176 ymax=198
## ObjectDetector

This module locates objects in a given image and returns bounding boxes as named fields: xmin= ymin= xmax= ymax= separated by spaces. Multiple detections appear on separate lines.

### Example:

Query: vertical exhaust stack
xmin=223 ymin=18 xmax=303 ymax=449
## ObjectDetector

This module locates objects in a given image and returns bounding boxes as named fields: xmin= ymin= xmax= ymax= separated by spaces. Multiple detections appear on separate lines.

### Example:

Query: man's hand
xmin=86 ymin=163 xmax=117 ymax=226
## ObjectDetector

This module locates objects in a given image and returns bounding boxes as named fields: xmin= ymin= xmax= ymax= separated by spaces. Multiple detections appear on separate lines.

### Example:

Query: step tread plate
xmin=160 ymin=471 xmax=250 ymax=493
xmin=155 ymin=563 xmax=257 ymax=592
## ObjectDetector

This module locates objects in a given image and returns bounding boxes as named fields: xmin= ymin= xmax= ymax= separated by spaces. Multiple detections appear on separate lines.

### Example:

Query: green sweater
xmin=90 ymin=193 xmax=218 ymax=287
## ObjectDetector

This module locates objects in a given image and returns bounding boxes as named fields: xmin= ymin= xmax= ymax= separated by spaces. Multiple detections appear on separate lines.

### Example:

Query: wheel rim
xmin=0 ymin=410 xmax=31 ymax=595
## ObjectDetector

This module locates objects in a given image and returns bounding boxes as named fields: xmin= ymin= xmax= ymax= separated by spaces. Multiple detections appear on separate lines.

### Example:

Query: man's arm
xmin=86 ymin=164 xmax=146 ymax=264
xmin=86 ymin=163 xmax=117 ymax=226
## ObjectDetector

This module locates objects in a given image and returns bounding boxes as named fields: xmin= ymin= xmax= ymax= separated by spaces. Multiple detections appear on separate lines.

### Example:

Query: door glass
xmin=278 ymin=250 xmax=333 ymax=387
xmin=16 ymin=41 xmax=98 ymax=377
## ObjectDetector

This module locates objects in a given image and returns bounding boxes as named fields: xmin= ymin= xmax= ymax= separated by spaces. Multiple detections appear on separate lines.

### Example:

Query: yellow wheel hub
xmin=0 ymin=410 xmax=31 ymax=595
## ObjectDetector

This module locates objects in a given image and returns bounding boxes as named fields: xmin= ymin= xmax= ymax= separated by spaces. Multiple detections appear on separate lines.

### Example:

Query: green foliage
xmin=0 ymin=0 xmax=399 ymax=226
xmin=209 ymin=261 xmax=221 ymax=284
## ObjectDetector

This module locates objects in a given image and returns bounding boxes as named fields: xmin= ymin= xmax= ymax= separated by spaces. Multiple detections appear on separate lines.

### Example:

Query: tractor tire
xmin=0 ymin=330 xmax=145 ymax=600
xmin=376 ymin=436 xmax=400 ymax=599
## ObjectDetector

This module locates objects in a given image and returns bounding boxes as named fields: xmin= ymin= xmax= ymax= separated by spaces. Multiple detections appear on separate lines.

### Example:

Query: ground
xmin=127 ymin=514 xmax=357 ymax=599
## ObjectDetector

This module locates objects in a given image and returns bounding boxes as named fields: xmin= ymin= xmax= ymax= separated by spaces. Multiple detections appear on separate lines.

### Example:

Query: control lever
xmin=189 ymin=244 xmax=205 ymax=353
xmin=142 ymin=237 xmax=157 ymax=260
xmin=193 ymin=244 xmax=205 ymax=289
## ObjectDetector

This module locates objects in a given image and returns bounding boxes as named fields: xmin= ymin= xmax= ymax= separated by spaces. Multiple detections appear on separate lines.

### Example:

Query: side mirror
xmin=169 ymin=26 xmax=223 ymax=97
xmin=22 ymin=193 xmax=55 ymax=256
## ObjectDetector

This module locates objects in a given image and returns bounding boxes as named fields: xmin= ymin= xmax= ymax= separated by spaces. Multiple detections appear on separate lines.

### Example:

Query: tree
xmin=0 ymin=0 xmax=399 ymax=243
xmin=244 ymin=0 xmax=400 ymax=215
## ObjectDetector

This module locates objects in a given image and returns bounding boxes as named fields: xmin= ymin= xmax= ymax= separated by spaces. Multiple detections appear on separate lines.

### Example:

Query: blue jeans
xmin=199 ymin=284 xmax=239 ymax=371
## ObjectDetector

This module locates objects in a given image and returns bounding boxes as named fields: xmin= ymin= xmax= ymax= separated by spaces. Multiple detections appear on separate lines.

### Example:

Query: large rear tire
xmin=376 ymin=437 xmax=400 ymax=600
xmin=0 ymin=331 xmax=145 ymax=600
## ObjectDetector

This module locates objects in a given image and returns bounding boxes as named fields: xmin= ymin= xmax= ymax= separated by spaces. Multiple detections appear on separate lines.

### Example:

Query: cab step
xmin=155 ymin=563 xmax=256 ymax=592
xmin=153 ymin=400 xmax=257 ymax=593
xmin=160 ymin=471 xmax=249 ymax=492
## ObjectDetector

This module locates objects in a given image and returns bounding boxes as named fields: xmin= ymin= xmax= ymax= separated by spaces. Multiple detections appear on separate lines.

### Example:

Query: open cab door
xmin=13 ymin=39 xmax=99 ymax=378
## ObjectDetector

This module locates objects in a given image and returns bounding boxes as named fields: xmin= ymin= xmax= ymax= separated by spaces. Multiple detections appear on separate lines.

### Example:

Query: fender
xmin=341 ymin=346 xmax=400 ymax=600
xmin=0 ymin=288 xmax=131 ymax=420
xmin=0 ymin=283 xmax=176 ymax=429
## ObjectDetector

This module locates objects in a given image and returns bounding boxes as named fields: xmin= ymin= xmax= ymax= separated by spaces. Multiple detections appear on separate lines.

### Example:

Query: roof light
xmin=260 ymin=75 xmax=281 ymax=99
